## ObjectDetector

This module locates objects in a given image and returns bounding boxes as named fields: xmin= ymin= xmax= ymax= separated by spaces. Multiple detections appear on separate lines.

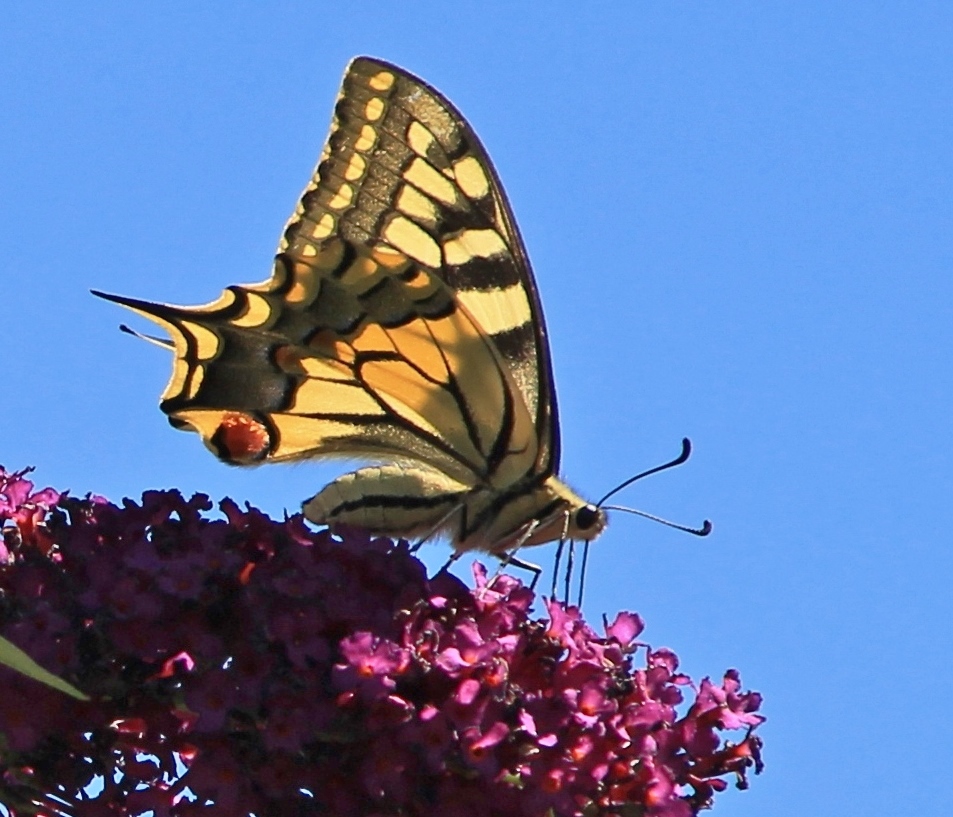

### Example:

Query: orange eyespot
xmin=211 ymin=412 xmax=272 ymax=464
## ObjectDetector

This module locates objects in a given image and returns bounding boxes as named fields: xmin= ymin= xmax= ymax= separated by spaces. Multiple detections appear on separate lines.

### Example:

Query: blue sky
xmin=4 ymin=3 xmax=952 ymax=814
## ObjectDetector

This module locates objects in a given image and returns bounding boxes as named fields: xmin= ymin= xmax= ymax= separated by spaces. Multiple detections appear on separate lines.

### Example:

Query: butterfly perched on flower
xmin=96 ymin=56 xmax=612 ymax=556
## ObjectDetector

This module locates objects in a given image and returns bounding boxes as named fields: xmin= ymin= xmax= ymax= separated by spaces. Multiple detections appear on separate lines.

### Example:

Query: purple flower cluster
xmin=0 ymin=466 xmax=763 ymax=816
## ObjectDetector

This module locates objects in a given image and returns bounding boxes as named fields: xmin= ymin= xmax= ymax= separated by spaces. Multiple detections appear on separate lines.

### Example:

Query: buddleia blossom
xmin=0 ymin=466 xmax=763 ymax=816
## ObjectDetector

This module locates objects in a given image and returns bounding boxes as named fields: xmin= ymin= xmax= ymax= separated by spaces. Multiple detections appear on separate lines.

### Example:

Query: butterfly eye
xmin=574 ymin=505 xmax=601 ymax=531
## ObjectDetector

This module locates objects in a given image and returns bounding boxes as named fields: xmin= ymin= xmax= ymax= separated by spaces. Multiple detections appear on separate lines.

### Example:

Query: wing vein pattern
xmin=95 ymin=57 xmax=607 ymax=553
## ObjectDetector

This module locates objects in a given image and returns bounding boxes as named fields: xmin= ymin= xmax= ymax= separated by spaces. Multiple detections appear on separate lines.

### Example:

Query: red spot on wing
xmin=211 ymin=412 xmax=272 ymax=463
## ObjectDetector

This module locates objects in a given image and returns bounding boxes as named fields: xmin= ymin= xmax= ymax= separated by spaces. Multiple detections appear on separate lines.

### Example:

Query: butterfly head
xmin=571 ymin=503 xmax=606 ymax=539
xmin=516 ymin=479 xmax=607 ymax=549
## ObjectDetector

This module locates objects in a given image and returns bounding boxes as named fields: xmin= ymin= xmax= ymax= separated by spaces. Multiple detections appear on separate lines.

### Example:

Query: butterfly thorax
xmin=459 ymin=473 xmax=606 ymax=552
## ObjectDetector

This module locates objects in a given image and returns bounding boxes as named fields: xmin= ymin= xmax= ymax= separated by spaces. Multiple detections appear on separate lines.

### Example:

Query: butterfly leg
xmin=576 ymin=540 xmax=591 ymax=608
xmin=410 ymin=502 xmax=465 ymax=553
xmin=480 ymin=520 xmax=540 ymax=595
xmin=435 ymin=549 xmax=463 ymax=575
xmin=498 ymin=552 xmax=542 ymax=590
xmin=562 ymin=539 xmax=576 ymax=605
xmin=431 ymin=545 xmax=536 ymax=586
xmin=550 ymin=511 xmax=574 ymax=602
xmin=551 ymin=538 xmax=566 ymax=599
xmin=481 ymin=550 xmax=542 ymax=594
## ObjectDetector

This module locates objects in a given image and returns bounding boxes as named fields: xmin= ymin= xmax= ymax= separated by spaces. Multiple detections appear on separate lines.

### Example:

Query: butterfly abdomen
xmin=303 ymin=463 xmax=468 ymax=538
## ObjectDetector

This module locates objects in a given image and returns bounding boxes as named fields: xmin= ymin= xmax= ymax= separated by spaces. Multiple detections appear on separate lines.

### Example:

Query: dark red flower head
xmin=0 ymin=466 xmax=764 ymax=816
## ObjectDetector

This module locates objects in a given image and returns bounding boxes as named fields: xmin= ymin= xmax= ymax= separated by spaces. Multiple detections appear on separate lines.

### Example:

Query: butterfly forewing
xmin=283 ymin=58 xmax=560 ymax=475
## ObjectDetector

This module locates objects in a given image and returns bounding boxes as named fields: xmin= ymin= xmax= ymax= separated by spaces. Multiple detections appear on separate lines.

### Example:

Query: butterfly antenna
xmin=118 ymin=323 xmax=174 ymax=350
xmin=601 ymin=505 xmax=712 ymax=536
xmin=597 ymin=437 xmax=694 ymax=508
xmin=596 ymin=437 xmax=711 ymax=536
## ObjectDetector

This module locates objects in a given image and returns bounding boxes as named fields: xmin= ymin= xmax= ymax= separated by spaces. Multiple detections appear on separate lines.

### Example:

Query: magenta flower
xmin=0 ymin=465 xmax=764 ymax=815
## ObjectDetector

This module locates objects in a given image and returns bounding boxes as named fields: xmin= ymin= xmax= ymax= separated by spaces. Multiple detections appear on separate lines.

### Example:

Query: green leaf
xmin=0 ymin=636 xmax=88 ymax=701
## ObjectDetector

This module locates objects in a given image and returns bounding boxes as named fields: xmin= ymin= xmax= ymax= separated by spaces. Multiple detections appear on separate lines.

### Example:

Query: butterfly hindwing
xmin=101 ymin=250 xmax=536 ymax=490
